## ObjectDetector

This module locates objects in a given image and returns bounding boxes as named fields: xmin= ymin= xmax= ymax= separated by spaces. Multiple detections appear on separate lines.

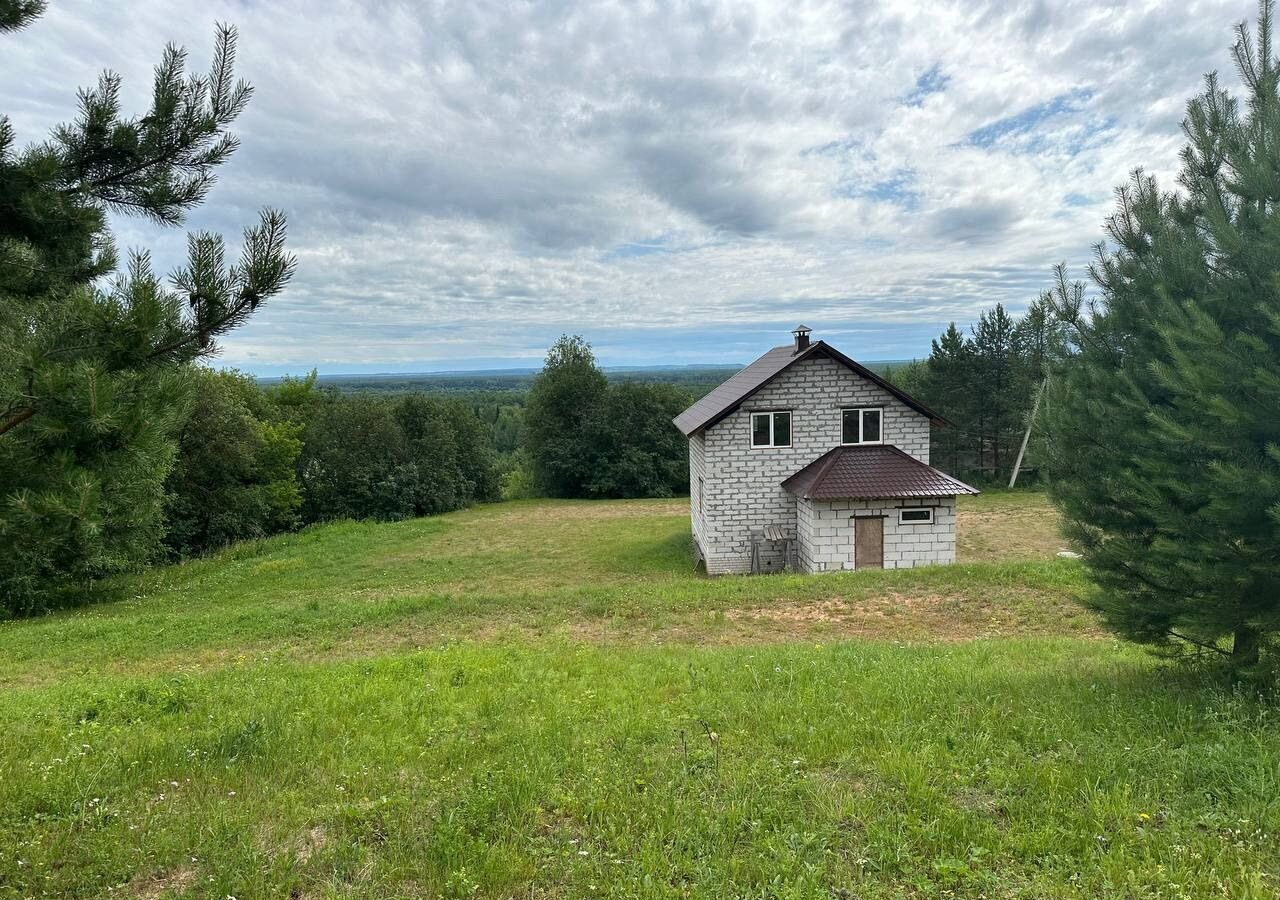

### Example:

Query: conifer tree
xmin=0 ymin=3 xmax=294 ymax=612
xmin=922 ymin=323 xmax=975 ymax=475
xmin=972 ymin=304 xmax=1018 ymax=475
xmin=1043 ymin=0 xmax=1280 ymax=670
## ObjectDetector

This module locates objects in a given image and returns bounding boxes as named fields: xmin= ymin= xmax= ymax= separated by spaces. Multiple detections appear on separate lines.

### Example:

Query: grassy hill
xmin=1 ymin=494 xmax=1276 ymax=897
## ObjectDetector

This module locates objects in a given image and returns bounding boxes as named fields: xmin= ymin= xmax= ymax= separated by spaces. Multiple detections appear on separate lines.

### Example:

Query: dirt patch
xmin=717 ymin=590 xmax=1102 ymax=644
xmin=295 ymin=824 xmax=328 ymax=863
xmin=726 ymin=593 xmax=950 ymax=625
xmin=127 ymin=865 xmax=196 ymax=899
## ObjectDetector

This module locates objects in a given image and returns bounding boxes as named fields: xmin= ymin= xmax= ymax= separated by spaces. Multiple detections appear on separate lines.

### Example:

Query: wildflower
xmin=708 ymin=731 xmax=719 ymax=743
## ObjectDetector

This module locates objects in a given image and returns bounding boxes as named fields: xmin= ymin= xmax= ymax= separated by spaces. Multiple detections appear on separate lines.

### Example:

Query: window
xmin=899 ymin=507 xmax=934 ymax=524
xmin=842 ymin=407 xmax=883 ymax=445
xmin=697 ymin=477 xmax=704 ymax=517
xmin=750 ymin=411 xmax=792 ymax=448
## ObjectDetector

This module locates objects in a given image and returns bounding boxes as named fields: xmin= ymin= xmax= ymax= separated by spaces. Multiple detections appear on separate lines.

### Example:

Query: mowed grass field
xmin=1 ymin=493 xmax=1276 ymax=898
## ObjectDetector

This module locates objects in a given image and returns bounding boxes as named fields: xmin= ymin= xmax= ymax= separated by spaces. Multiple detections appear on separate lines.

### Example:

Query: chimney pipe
xmin=792 ymin=324 xmax=812 ymax=353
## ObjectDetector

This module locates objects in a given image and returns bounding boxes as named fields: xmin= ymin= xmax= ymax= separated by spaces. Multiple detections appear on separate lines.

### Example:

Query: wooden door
xmin=854 ymin=517 xmax=883 ymax=570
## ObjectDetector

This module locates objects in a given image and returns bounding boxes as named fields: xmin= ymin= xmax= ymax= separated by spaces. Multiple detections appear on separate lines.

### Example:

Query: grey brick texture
xmin=685 ymin=353 xmax=953 ymax=575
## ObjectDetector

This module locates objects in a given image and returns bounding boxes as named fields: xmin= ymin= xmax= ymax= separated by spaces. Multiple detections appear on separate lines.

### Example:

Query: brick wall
xmin=798 ymin=497 xmax=957 ymax=572
xmin=695 ymin=354 xmax=932 ymax=575
xmin=688 ymin=432 xmax=706 ymax=557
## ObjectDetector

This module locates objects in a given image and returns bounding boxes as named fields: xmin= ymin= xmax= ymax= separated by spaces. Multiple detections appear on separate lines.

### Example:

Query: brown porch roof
xmin=782 ymin=445 xmax=980 ymax=500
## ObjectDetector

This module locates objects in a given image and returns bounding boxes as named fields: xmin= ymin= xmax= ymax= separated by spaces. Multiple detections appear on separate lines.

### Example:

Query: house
xmin=672 ymin=326 xmax=978 ymax=575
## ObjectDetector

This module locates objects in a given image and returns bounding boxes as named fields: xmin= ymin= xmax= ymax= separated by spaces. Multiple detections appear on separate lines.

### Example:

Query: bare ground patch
xmin=125 ymin=865 xmax=196 ymax=899
xmin=717 ymin=589 xmax=1103 ymax=643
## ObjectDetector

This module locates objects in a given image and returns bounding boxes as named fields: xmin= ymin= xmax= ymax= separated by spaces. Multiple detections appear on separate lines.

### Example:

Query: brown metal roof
xmin=782 ymin=445 xmax=980 ymax=500
xmin=671 ymin=340 xmax=946 ymax=437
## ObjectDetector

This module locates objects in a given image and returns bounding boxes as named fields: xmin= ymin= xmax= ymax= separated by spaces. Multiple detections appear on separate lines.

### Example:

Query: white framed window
xmin=750 ymin=410 xmax=792 ymax=448
xmin=842 ymin=407 xmax=883 ymax=445
xmin=898 ymin=507 xmax=934 ymax=524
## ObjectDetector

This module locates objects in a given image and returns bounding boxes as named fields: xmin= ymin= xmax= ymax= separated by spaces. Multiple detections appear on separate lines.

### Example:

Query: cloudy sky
xmin=2 ymin=0 xmax=1258 ymax=373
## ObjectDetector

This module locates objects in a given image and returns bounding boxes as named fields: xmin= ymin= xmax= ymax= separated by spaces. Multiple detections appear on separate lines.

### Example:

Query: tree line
xmin=890 ymin=295 xmax=1063 ymax=483
xmin=163 ymin=370 xmax=501 ymax=564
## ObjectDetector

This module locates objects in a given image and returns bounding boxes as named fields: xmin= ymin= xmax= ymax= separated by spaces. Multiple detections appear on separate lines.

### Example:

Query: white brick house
xmin=673 ymin=326 xmax=978 ymax=575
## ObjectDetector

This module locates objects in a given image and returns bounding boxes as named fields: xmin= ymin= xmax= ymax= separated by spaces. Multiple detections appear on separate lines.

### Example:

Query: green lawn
xmin=1 ymin=494 xmax=1276 ymax=898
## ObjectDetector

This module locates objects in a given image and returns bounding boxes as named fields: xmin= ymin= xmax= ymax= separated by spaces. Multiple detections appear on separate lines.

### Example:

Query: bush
xmin=299 ymin=393 xmax=499 ymax=523
xmin=587 ymin=382 xmax=689 ymax=498
xmin=164 ymin=369 xmax=303 ymax=558
xmin=524 ymin=335 xmax=691 ymax=499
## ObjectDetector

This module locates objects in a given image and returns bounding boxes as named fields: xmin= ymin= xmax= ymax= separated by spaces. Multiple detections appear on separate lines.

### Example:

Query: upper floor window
xmin=751 ymin=410 xmax=792 ymax=448
xmin=842 ymin=407 xmax=882 ymax=445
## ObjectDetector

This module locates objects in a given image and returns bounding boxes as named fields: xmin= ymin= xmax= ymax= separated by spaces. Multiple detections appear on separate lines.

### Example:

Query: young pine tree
xmin=0 ymin=6 xmax=294 ymax=613
xmin=1043 ymin=0 xmax=1280 ymax=671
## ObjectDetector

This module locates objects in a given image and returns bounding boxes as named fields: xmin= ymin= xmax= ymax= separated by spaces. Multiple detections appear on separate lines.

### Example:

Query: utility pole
xmin=1008 ymin=381 xmax=1044 ymax=488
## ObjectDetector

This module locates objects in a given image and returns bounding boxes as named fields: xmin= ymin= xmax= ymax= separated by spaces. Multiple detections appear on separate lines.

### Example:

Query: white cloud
xmin=0 ymin=0 xmax=1259 ymax=369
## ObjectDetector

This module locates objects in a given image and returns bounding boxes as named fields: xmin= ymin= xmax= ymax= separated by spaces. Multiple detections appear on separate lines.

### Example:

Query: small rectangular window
xmin=899 ymin=508 xmax=934 ymax=524
xmin=750 ymin=411 xmax=792 ymax=448
xmin=841 ymin=407 xmax=884 ymax=445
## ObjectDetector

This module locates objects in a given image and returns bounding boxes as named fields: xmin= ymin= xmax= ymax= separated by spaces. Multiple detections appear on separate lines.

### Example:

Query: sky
xmin=2 ymin=0 xmax=1259 ymax=374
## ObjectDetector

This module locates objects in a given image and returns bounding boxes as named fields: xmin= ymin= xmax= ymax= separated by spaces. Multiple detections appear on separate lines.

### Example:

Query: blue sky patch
xmin=836 ymin=168 xmax=920 ymax=209
xmin=966 ymin=87 xmax=1094 ymax=149
xmin=904 ymin=64 xmax=949 ymax=106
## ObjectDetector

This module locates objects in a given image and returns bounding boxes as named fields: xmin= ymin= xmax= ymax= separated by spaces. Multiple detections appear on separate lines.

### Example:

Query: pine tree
xmin=1043 ymin=0 xmax=1280 ymax=671
xmin=923 ymin=323 xmax=975 ymax=475
xmin=972 ymin=304 xmax=1018 ymax=476
xmin=0 ymin=5 xmax=294 ymax=613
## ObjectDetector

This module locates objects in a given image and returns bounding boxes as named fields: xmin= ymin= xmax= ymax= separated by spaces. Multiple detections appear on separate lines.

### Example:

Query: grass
xmin=1 ymin=493 xmax=1277 ymax=897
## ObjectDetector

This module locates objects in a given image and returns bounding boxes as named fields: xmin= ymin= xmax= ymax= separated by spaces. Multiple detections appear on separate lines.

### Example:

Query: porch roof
xmin=782 ymin=445 xmax=980 ymax=501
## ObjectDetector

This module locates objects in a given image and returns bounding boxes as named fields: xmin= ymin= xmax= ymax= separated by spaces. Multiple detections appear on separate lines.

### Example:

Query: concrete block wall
xmin=797 ymin=497 xmax=957 ymax=573
xmin=688 ymin=432 xmax=706 ymax=556
xmin=695 ymin=353 xmax=933 ymax=575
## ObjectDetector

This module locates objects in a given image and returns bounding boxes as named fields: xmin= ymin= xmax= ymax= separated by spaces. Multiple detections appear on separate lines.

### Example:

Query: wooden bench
xmin=751 ymin=525 xmax=794 ymax=574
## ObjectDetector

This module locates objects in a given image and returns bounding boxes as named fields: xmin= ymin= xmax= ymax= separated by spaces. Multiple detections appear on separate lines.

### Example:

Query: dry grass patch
xmin=719 ymin=588 xmax=1102 ymax=643
xmin=958 ymin=492 xmax=1067 ymax=562
xmin=125 ymin=865 xmax=196 ymax=899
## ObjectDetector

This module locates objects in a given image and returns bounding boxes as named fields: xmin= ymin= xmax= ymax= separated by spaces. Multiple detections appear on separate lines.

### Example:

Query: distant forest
xmin=258 ymin=365 xmax=744 ymax=397
xmin=258 ymin=361 xmax=918 ymax=463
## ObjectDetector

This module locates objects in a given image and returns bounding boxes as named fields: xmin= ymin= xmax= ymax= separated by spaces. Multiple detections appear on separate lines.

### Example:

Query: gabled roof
xmin=672 ymin=340 xmax=945 ymax=437
xmin=782 ymin=445 xmax=980 ymax=500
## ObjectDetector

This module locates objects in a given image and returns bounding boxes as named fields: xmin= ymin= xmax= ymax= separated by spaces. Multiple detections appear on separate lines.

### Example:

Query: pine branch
xmin=0 ymin=0 xmax=45 ymax=32
xmin=0 ymin=406 xmax=35 ymax=437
